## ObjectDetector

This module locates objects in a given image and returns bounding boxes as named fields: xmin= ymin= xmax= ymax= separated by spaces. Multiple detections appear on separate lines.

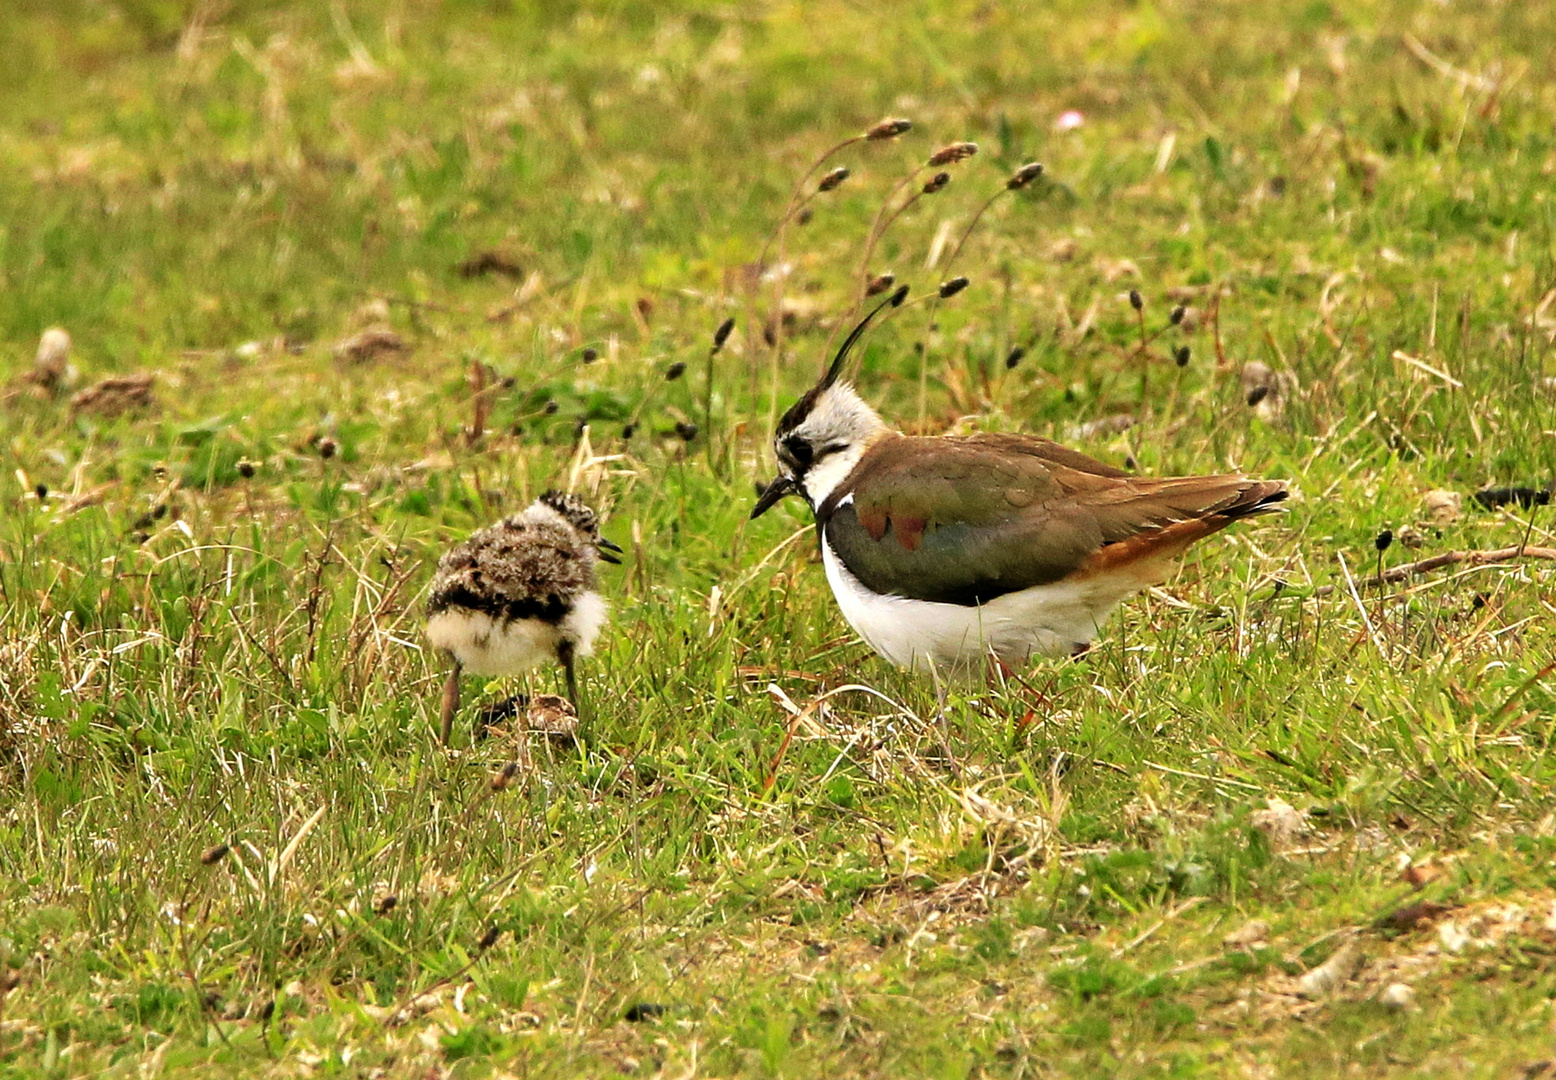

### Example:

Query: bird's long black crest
xmin=819 ymin=284 xmax=910 ymax=392
xmin=778 ymin=285 xmax=909 ymax=436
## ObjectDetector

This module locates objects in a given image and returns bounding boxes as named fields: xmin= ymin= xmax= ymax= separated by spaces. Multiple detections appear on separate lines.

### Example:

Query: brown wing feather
xmin=1077 ymin=478 xmax=1288 ymax=576
xmin=820 ymin=433 xmax=1285 ymax=605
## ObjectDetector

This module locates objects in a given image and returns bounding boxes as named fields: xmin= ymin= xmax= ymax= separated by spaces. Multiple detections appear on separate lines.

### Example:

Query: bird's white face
xmin=772 ymin=383 xmax=886 ymax=507
xmin=752 ymin=286 xmax=908 ymax=521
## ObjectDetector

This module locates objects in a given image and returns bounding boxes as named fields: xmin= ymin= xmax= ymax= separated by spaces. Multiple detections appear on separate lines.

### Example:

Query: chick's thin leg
xmin=439 ymin=659 xmax=463 ymax=746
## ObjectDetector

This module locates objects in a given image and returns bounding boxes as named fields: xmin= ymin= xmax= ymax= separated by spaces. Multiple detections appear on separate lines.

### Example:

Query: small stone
xmin=1251 ymin=797 xmax=1307 ymax=851
xmin=1437 ymin=919 xmax=1470 ymax=954
xmin=1379 ymin=982 xmax=1414 ymax=1009
xmin=1240 ymin=361 xmax=1296 ymax=418
xmin=32 ymin=327 xmax=75 ymax=389
xmin=1423 ymin=489 xmax=1462 ymax=525
xmin=1296 ymin=938 xmax=1363 ymax=998
xmin=351 ymin=297 xmax=391 ymax=327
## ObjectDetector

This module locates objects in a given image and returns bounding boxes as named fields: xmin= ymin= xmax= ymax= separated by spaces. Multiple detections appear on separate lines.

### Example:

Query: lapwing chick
xmin=426 ymin=491 xmax=621 ymax=744
xmin=751 ymin=301 xmax=1288 ymax=675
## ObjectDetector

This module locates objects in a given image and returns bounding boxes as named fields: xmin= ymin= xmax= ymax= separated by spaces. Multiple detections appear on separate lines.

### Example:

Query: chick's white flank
xmin=426 ymin=590 xmax=607 ymax=677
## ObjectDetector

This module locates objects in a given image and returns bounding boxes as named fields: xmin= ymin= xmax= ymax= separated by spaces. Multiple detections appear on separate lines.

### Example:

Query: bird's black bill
xmin=750 ymin=474 xmax=797 ymax=519
xmin=596 ymin=537 xmax=624 ymax=564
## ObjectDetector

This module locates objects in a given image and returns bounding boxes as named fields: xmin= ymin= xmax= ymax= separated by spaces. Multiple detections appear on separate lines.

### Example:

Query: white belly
xmin=426 ymin=591 xmax=607 ymax=676
xmin=820 ymin=541 xmax=1148 ymax=674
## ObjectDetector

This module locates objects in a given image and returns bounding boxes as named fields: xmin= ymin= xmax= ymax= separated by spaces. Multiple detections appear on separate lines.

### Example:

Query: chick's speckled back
xmin=428 ymin=513 xmax=597 ymax=623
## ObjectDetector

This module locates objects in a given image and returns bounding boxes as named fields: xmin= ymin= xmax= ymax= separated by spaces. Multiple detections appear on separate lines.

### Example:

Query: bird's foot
xmin=474 ymin=694 xmax=528 ymax=742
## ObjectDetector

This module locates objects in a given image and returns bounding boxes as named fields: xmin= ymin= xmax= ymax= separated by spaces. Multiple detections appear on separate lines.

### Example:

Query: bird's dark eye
xmin=780 ymin=435 xmax=814 ymax=469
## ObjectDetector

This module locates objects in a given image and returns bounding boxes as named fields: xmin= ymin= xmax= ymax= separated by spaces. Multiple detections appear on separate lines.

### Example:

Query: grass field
xmin=3 ymin=1 xmax=1556 ymax=1076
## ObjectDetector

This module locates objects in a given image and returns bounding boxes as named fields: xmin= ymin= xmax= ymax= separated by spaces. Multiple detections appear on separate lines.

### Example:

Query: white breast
xmin=820 ymin=537 xmax=1155 ymax=674
xmin=561 ymin=591 xmax=608 ymax=657
xmin=426 ymin=590 xmax=607 ymax=677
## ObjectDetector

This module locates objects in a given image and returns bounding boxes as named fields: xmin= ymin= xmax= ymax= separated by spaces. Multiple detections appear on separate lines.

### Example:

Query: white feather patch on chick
xmin=426 ymin=589 xmax=607 ymax=677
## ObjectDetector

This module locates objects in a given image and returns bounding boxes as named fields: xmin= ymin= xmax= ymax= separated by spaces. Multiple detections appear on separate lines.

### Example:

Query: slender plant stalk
xmin=754 ymin=123 xmax=906 ymax=435
xmin=913 ymin=161 xmax=1040 ymax=426
xmin=809 ymin=169 xmax=926 ymax=397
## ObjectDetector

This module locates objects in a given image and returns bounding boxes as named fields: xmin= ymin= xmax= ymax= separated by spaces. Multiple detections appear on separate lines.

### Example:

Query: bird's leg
xmin=927 ymin=661 xmax=960 ymax=777
xmin=986 ymin=650 xmax=1027 ymax=742
xmin=439 ymin=659 xmax=463 ymax=746
xmin=558 ymin=639 xmax=581 ymax=719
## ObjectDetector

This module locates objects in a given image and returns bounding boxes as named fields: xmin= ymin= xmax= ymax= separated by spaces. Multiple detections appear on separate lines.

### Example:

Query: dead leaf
xmin=334 ymin=328 xmax=407 ymax=362
xmin=1402 ymin=863 xmax=1445 ymax=889
xmin=1099 ymin=257 xmax=1140 ymax=282
xmin=1376 ymin=900 xmax=1454 ymax=934
xmin=1223 ymin=918 xmax=1270 ymax=948
xmin=526 ymin=694 xmax=579 ymax=746
xmin=1047 ymin=237 xmax=1080 ymax=263
xmin=70 ymin=373 xmax=154 ymax=416
xmin=57 ymin=483 xmax=116 ymax=515
xmin=457 ymin=249 xmax=524 ymax=279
